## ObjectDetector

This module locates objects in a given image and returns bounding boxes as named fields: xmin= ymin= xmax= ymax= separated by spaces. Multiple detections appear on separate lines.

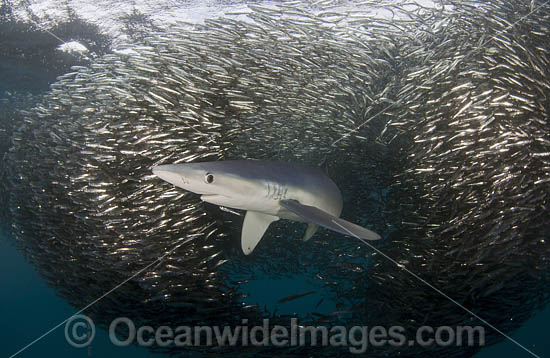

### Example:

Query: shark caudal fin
xmin=241 ymin=211 xmax=279 ymax=255
xmin=280 ymin=199 xmax=381 ymax=240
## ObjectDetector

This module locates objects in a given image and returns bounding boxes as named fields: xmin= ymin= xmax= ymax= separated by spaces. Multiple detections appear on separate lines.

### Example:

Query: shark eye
xmin=204 ymin=173 xmax=214 ymax=184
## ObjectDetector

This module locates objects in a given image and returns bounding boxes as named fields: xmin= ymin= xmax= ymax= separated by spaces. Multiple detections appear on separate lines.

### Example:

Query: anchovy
xmin=2 ymin=2 xmax=550 ymax=358
xmin=219 ymin=206 xmax=242 ymax=216
xmin=277 ymin=290 xmax=317 ymax=304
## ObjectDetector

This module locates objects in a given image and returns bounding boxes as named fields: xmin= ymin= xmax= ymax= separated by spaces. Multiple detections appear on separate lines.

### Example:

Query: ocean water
xmin=2 ymin=2 xmax=550 ymax=358
xmin=1 ymin=232 xmax=151 ymax=358
xmin=2 ymin=231 xmax=548 ymax=357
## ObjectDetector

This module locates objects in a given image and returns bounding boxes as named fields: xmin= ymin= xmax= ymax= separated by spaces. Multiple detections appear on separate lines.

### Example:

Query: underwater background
xmin=2 ymin=1 xmax=550 ymax=357
xmin=2 ymin=231 xmax=549 ymax=357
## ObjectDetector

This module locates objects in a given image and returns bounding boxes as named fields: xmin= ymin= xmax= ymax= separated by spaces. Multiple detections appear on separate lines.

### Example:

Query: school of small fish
xmin=1 ymin=1 xmax=549 ymax=357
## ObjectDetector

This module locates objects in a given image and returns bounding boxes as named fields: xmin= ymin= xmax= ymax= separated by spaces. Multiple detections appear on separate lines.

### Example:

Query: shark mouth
xmin=200 ymin=194 xmax=220 ymax=199
xmin=200 ymin=194 xmax=227 ymax=204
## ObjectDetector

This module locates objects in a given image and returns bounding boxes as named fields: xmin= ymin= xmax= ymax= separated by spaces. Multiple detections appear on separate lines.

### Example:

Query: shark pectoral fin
xmin=280 ymin=199 xmax=381 ymax=240
xmin=303 ymin=223 xmax=318 ymax=241
xmin=241 ymin=211 xmax=279 ymax=255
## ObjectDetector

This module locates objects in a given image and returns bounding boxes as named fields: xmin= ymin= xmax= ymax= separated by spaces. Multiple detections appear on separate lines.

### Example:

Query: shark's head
xmin=152 ymin=162 xmax=265 ymax=209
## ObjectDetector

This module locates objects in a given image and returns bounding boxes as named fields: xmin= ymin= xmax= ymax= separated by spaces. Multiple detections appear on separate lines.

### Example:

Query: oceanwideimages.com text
xmin=65 ymin=315 xmax=485 ymax=353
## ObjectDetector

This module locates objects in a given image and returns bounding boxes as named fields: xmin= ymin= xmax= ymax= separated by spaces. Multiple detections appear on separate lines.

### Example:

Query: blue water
xmin=2 ymin=230 xmax=548 ymax=358
xmin=1 ymin=11 xmax=548 ymax=356
xmin=1 ymin=233 xmax=151 ymax=358
xmin=240 ymin=278 xmax=337 ymax=315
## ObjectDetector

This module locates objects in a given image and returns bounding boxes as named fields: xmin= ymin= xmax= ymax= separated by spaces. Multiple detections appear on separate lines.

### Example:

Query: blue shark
xmin=153 ymin=160 xmax=381 ymax=254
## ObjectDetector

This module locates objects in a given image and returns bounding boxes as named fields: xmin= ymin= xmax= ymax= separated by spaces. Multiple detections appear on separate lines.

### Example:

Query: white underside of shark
xmin=153 ymin=160 xmax=381 ymax=255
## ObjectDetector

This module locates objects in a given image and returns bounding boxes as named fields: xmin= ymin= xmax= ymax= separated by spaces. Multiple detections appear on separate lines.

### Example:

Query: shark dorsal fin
xmin=241 ymin=211 xmax=279 ymax=255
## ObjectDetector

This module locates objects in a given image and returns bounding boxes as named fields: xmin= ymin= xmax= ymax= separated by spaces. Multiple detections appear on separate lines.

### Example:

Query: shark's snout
xmin=152 ymin=165 xmax=187 ymax=188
